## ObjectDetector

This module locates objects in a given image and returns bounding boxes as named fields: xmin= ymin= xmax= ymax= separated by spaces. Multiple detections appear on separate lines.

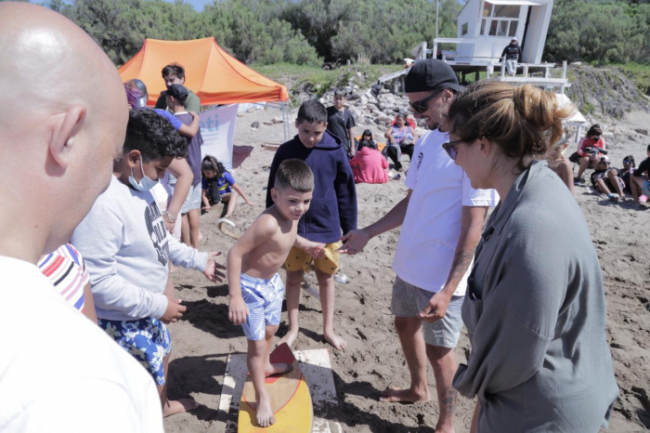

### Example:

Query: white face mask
xmin=128 ymin=157 xmax=158 ymax=191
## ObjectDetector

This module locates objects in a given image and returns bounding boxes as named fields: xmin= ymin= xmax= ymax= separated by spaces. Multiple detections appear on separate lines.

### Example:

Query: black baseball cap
xmin=404 ymin=59 xmax=464 ymax=94
xmin=166 ymin=84 xmax=189 ymax=103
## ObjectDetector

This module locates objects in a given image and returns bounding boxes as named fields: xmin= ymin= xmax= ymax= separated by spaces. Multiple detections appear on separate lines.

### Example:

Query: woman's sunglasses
xmin=409 ymin=90 xmax=441 ymax=114
xmin=442 ymin=139 xmax=463 ymax=160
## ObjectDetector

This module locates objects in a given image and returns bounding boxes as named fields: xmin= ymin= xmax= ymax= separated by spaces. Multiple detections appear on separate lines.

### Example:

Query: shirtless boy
xmin=228 ymin=159 xmax=323 ymax=427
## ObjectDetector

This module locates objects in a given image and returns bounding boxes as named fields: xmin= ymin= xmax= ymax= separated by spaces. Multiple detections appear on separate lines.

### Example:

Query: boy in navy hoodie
xmin=266 ymin=100 xmax=357 ymax=350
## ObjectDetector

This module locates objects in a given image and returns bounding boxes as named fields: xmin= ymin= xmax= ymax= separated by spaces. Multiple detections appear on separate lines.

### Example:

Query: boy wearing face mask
xmin=71 ymin=109 xmax=225 ymax=417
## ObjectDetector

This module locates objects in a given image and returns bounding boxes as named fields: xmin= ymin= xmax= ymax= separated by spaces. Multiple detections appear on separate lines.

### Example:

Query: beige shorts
xmin=391 ymin=276 xmax=464 ymax=348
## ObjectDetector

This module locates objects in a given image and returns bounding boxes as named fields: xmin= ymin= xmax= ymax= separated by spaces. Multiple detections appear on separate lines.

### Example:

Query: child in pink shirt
xmin=350 ymin=140 xmax=389 ymax=184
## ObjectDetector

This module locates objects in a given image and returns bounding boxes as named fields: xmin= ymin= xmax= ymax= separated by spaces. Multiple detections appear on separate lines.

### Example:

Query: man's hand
xmin=229 ymin=296 xmax=249 ymax=326
xmin=204 ymin=251 xmax=226 ymax=282
xmin=164 ymin=220 xmax=175 ymax=234
xmin=304 ymin=241 xmax=326 ymax=259
xmin=189 ymin=111 xmax=199 ymax=119
xmin=417 ymin=292 xmax=451 ymax=323
xmin=161 ymin=296 xmax=186 ymax=324
xmin=338 ymin=229 xmax=370 ymax=255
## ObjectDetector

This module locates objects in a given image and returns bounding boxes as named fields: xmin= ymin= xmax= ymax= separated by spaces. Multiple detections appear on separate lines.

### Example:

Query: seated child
xmin=349 ymin=140 xmax=389 ymax=184
xmin=201 ymin=155 xmax=255 ymax=221
xmin=630 ymin=144 xmax=650 ymax=206
xmin=619 ymin=155 xmax=635 ymax=194
xmin=590 ymin=155 xmax=626 ymax=202
xmin=574 ymin=124 xmax=607 ymax=183
xmin=228 ymin=159 xmax=323 ymax=427
xmin=546 ymin=134 xmax=574 ymax=194
xmin=72 ymin=109 xmax=225 ymax=417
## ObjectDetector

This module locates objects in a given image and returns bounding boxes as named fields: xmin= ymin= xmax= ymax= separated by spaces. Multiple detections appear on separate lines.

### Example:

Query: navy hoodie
xmin=266 ymin=132 xmax=357 ymax=243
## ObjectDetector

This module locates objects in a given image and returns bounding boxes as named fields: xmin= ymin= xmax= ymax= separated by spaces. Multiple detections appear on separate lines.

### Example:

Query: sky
xmin=168 ymin=0 xmax=212 ymax=11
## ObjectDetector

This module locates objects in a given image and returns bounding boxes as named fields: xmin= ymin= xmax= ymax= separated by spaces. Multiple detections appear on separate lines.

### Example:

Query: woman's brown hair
xmin=446 ymin=81 xmax=575 ymax=170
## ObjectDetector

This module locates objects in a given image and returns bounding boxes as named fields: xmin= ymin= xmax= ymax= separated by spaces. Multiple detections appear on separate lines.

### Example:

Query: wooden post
xmin=475 ymin=71 xmax=480 ymax=82
xmin=501 ymin=56 xmax=506 ymax=79
xmin=562 ymin=60 xmax=567 ymax=79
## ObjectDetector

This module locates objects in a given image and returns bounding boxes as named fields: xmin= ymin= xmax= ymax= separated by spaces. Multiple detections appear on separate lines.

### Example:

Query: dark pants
xmin=385 ymin=143 xmax=414 ymax=170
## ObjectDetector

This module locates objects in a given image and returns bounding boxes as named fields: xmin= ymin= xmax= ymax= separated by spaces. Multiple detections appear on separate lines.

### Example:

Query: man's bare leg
xmin=158 ymin=351 xmax=199 ymax=417
xmin=277 ymin=269 xmax=303 ymax=347
xmin=426 ymin=344 xmax=458 ymax=433
xmin=380 ymin=316 xmax=431 ymax=403
xmin=316 ymin=268 xmax=347 ymax=350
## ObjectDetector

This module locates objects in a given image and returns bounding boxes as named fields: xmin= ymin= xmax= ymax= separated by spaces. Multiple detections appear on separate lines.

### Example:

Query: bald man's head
xmin=0 ymin=2 xmax=128 ymax=260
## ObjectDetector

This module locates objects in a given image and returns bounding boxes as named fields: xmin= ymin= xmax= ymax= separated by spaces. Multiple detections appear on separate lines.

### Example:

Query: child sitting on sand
xmin=546 ymin=134 xmax=574 ymax=193
xmin=228 ymin=159 xmax=323 ymax=427
xmin=265 ymin=100 xmax=357 ymax=350
xmin=590 ymin=155 xmax=626 ymax=202
xmin=201 ymin=155 xmax=255 ymax=222
xmin=72 ymin=109 xmax=225 ymax=417
xmin=349 ymin=140 xmax=389 ymax=184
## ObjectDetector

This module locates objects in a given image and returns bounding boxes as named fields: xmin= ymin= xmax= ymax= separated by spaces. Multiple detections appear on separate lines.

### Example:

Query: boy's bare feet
xmin=277 ymin=329 xmax=299 ymax=347
xmin=256 ymin=396 xmax=275 ymax=427
xmin=265 ymin=362 xmax=293 ymax=377
xmin=379 ymin=386 xmax=431 ymax=403
xmin=324 ymin=330 xmax=347 ymax=350
xmin=162 ymin=398 xmax=199 ymax=417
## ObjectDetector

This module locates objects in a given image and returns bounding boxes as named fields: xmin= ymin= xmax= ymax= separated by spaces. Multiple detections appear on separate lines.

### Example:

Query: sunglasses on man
xmin=409 ymin=90 xmax=442 ymax=114
xmin=442 ymin=139 xmax=463 ymax=160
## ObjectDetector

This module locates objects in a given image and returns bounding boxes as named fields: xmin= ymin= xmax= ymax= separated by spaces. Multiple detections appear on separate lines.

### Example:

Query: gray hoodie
xmin=453 ymin=160 xmax=618 ymax=432
xmin=72 ymin=176 xmax=208 ymax=321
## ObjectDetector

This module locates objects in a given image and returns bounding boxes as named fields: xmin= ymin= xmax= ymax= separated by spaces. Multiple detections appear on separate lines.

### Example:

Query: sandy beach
xmin=164 ymin=106 xmax=650 ymax=433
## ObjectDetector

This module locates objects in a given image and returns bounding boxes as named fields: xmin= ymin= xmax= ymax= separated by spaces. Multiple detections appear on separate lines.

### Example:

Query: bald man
xmin=0 ymin=3 xmax=163 ymax=431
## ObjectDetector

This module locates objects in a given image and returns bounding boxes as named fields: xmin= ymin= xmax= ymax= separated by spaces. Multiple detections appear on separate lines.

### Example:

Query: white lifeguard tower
xmin=427 ymin=0 xmax=570 ymax=92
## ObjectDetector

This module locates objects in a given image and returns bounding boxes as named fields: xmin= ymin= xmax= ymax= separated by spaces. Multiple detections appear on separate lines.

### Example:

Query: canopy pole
xmin=282 ymin=102 xmax=288 ymax=142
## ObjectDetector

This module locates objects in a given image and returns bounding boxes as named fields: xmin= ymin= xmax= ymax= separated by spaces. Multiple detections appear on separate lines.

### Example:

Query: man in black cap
xmin=340 ymin=59 xmax=497 ymax=432
xmin=501 ymin=38 xmax=523 ymax=77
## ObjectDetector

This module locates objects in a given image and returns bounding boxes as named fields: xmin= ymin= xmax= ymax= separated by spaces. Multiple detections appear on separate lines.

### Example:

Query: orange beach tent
xmin=118 ymin=37 xmax=289 ymax=106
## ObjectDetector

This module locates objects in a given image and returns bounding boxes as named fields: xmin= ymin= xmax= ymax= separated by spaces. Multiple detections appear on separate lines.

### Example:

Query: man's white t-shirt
xmin=392 ymin=129 xmax=499 ymax=296
xmin=0 ymin=256 xmax=163 ymax=433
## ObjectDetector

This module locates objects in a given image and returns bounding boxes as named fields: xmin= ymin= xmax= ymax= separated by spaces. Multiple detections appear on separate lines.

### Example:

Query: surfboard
xmin=237 ymin=343 xmax=313 ymax=433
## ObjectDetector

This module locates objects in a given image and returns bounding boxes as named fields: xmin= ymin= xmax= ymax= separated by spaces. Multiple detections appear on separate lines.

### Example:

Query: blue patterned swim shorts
xmin=98 ymin=317 xmax=171 ymax=385
xmin=241 ymin=273 xmax=285 ymax=341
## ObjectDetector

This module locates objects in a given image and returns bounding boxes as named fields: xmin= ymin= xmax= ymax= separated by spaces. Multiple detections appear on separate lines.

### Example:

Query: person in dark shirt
xmin=326 ymin=90 xmax=356 ymax=157
xmin=266 ymin=100 xmax=357 ymax=350
xmin=630 ymin=144 xmax=650 ymax=206
xmin=501 ymin=38 xmax=523 ymax=77
xmin=590 ymin=156 xmax=626 ymax=202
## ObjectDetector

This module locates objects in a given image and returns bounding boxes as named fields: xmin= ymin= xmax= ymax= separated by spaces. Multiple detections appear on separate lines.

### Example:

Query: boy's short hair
xmin=162 ymin=63 xmax=185 ymax=80
xmin=274 ymin=159 xmax=314 ymax=193
xmin=297 ymin=100 xmax=328 ymax=125
xmin=124 ymin=109 xmax=188 ymax=162
xmin=334 ymin=90 xmax=347 ymax=99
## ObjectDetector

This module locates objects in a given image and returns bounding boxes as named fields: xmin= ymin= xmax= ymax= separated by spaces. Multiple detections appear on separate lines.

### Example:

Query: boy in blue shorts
xmin=265 ymin=100 xmax=357 ymax=350
xmin=72 ymin=109 xmax=225 ymax=418
xmin=229 ymin=159 xmax=323 ymax=427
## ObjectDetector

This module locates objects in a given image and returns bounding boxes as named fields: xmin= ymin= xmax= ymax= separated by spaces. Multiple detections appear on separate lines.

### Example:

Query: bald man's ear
xmin=48 ymin=106 xmax=86 ymax=169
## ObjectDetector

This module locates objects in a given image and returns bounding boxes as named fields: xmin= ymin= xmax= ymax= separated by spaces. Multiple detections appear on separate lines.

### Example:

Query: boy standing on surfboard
xmin=228 ymin=159 xmax=324 ymax=427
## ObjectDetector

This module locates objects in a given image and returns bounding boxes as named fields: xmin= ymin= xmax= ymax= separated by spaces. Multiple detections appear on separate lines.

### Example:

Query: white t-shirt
xmin=392 ymin=129 xmax=499 ymax=296
xmin=0 ymin=256 xmax=163 ymax=433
